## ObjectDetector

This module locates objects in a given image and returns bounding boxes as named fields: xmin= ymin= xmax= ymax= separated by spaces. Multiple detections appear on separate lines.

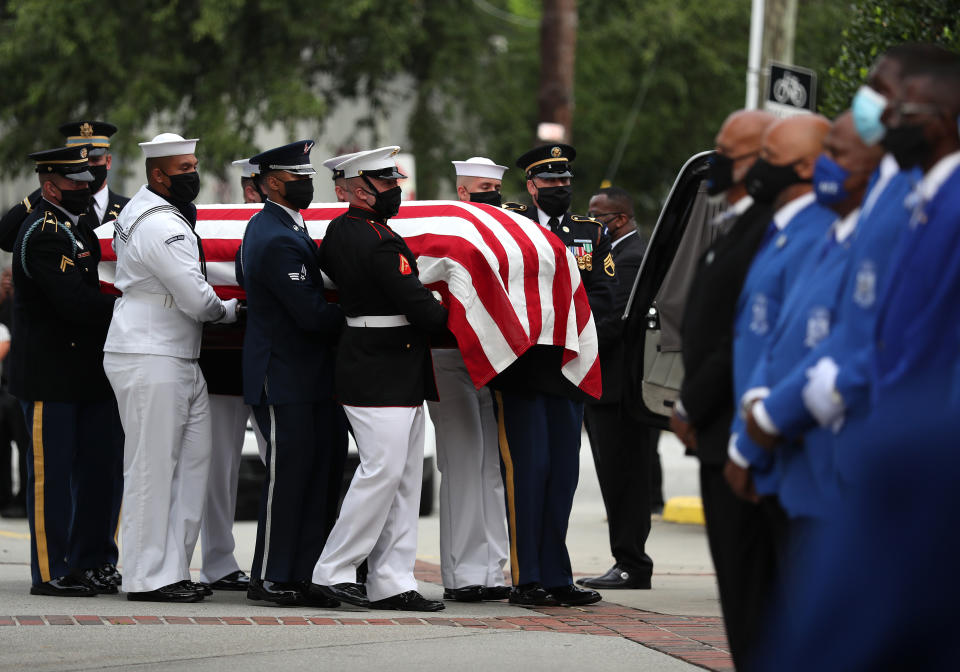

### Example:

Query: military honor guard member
xmin=235 ymin=141 xmax=347 ymax=607
xmin=60 ymin=120 xmax=129 ymax=224
xmin=427 ymin=157 xmax=510 ymax=603
xmin=194 ymin=158 xmax=268 ymax=593
xmin=8 ymin=145 xmax=121 ymax=597
xmin=311 ymin=146 xmax=449 ymax=612
xmin=322 ymin=151 xmax=363 ymax=202
xmin=487 ymin=144 xmax=615 ymax=607
xmin=104 ymin=133 xmax=238 ymax=603
xmin=578 ymin=186 xmax=659 ymax=591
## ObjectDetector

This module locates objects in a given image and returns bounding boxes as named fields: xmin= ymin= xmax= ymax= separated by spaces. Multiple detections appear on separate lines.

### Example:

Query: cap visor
xmin=532 ymin=170 xmax=573 ymax=179
xmin=66 ymin=170 xmax=95 ymax=182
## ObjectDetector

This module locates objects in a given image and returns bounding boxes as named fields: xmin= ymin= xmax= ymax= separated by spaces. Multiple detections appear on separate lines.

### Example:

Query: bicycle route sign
xmin=765 ymin=61 xmax=817 ymax=118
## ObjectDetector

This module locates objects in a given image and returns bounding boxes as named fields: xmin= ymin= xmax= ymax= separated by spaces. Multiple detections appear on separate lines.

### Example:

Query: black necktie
xmin=548 ymin=216 xmax=560 ymax=233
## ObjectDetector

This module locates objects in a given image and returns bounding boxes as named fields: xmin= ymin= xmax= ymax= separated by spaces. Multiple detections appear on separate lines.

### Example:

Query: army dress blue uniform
xmin=7 ymin=146 xmax=121 ymax=595
xmin=237 ymin=142 xmax=347 ymax=599
xmin=488 ymin=144 xmax=615 ymax=606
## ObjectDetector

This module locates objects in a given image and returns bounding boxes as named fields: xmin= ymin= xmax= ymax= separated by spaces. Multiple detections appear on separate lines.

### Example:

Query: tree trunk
xmin=537 ymin=0 xmax=578 ymax=143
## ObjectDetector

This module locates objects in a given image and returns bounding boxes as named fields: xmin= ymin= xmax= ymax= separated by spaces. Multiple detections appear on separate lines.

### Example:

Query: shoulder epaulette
xmin=501 ymin=202 xmax=528 ymax=212
xmin=571 ymin=214 xmax=600 ymax=225
xmin=21 ymin=196 xmax=33 ymax=214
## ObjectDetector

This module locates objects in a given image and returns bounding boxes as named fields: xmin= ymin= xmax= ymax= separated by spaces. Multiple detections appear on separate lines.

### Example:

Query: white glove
xmin=802 ymin=357 xmax=844 ymax=431
xmin=213 ymin=298 xmax=239 ymax=325
xmin=739 ymin=386 xmax=770 ymax=418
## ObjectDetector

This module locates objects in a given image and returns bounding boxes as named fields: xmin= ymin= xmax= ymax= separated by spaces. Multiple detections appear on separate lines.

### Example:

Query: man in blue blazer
xmin=236 ymin=140 xmax=347 ymax=607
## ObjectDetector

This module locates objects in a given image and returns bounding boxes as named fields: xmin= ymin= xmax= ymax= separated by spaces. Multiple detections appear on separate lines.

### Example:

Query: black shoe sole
xmin=246 ymin=591 xmax=301 ymax=606
xmin=317 ymin=585 xmax=370 ymax=608
xmin=370 ymin=601 xmax=445 ymax=612
xmin=30 ymin=587 xmax=97 ymax=597
xmin=127 ymin=592 xmax=203 ymax=603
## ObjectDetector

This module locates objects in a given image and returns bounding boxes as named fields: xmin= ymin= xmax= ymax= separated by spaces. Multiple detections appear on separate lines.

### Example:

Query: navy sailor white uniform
xmin=312 ymin=147 xmax=449 ymax=605
xmin=103 ymin=133 xmax=237 ymax=595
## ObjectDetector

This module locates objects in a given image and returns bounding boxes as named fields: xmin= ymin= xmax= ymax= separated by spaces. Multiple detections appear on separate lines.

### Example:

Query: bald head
xmin=712 ymin=109 xmax=777 ymax=203
xmin=762 ymin=115 xmax=831 ymax=167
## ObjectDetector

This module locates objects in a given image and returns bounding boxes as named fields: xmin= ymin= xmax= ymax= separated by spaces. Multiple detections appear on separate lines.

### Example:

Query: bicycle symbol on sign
xmin=773 ymin=73 xmax=807 ymax=108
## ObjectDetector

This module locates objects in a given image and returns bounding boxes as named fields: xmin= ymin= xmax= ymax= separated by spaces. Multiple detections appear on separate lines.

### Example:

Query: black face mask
xmin=362 ymin=177 xmax=402 ymax=220
xmin=163 ymin=170 xmax=201 ymax=203
xmin=536 ymin=185 xmax=572 ymax=217
xmin=706 ymin=153 xmax=734 ymax=196
xmin=469 ymin=190 xmax=502 ymax=207
xmin=881 ymin=124 xmax=931 ymax=169
xmin=744 ymin=158 xmax=807 ymax=204
xmin=89 ymin=164 xmax=108 ymax=194
xmin=57 ymin=185 xmax=92 ymax=216
xmin=282 ymin=178 xmax=314 ymax=210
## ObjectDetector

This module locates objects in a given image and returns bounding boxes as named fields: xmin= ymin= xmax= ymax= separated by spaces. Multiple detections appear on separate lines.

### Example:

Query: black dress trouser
xmin=583 ymin=402 xmax=657 ymax=578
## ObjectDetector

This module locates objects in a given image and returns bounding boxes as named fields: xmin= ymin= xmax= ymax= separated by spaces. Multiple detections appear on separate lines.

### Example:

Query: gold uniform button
xmin=405 ymin=343 xmax=411 ymax=349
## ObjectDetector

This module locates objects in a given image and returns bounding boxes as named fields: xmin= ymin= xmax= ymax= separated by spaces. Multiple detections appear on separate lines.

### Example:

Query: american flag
xmin=96 ymin=200 xmax=601 ymax=398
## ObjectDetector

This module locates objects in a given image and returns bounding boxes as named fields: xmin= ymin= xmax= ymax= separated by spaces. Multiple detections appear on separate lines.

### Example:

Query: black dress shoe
xmin=208 ymin=570 xmax=250 ymax=591
xmin=480 ymin=586 xmax=512 ymax=601
xmin=300 ymin=582 xmax=341 ymax=608
xmin=247 ymin=579 xmax=302 ymax=605
xmin=0 ymin=501 xmax=27 ymax=518
xmin=312 ymin=582 xmax=370 ymax=608
xmin=508 ymin=583 xmax=559 ymax=607
xmin=547 ymin=584 xmax=602 ymax=606
xmin=30 ymin=575 xmax=98 ymax=597
xmin=99 ymin=563 xmax=122 ymax=587
xmin=576 ymin=566 xmax=651 ymax=590
xmin=186 ymin=580 xmax=213 ymax=596
xmin=442 ymin=585 xmax=484 ymax=602
xmin=72 ymin=568 xmax=118 ymax=595
xmin=127 ymin=582 xmax=203 ymax=602
xmin=371 ymin=590 xmax=445 ymax=612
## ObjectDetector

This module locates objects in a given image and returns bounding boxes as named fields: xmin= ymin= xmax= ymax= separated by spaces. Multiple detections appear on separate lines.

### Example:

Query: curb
xmin=662 ymin=496 xmax=705 ymax=526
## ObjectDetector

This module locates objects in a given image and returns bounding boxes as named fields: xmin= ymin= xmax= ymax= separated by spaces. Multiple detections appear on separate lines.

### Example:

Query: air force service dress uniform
xmin=489 ymin=145 xmax=614 ymax=606
xmin=236 ymin=141 xmax=348 ymax=604
xmin=103 ymin=133 xmax=237 ymax=599
xmin=428 ymin=158 xmax=509 ymax=599
xmin=8 ymin=146 xmax=120 ymax=596
xmin=195 ymin=158 xmax=267 ymax=592
xmin=312 ymin=147 xmax=449 ymax=609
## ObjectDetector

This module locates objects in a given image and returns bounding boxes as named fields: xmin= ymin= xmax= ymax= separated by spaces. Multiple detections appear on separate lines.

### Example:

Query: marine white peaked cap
xmin=322 ymin=151 xmax=363 ymax=173
xmin=452 ymin=157 xmax=507 ymax=180
xmin=336 ymin=146 xmax=405 ymax=179
xmin=139 ymin=133 xmax=199 ymax=158
xmin=231 ymin=158 xmax=258 ymax=178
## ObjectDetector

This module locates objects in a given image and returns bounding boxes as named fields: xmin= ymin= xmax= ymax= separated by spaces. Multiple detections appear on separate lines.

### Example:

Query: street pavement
xmin=0 ymin=432 xmax=727 ymax=671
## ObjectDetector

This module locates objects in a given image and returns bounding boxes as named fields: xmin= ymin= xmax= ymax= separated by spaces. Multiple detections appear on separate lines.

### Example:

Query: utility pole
xmin=537 ymin=0 xmax=577 ymax=143
xmin=745 ymin=0 xmax=798 ymax=108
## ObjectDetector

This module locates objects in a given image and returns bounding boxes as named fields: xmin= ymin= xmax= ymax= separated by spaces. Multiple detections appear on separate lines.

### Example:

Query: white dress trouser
xmin=104 ymin=352 xmax=212 ymax=593
xmin=313 ymin=405 xmax=424 ymax=602
xmin=198 ymin=394 xmax=265 ymax=583
xmin=428 ymin=349 xmax=508 ymax=588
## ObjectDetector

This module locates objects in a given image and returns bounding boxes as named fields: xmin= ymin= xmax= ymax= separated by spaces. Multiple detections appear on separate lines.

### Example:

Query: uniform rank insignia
xmin=59 ymin=255 xmax=74 ymax=272
xmin=165 ymin=234 xmax=185 ymax=245
xmin=287 ymin=264 xmax=307 ymax=281
xmin=603 ymin=252 xmax=615 ymax=277
xmin=399 ymin=254 xmax=412 ymax=275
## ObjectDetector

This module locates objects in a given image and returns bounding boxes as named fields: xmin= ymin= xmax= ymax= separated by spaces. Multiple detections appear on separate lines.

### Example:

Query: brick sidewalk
xmin=1 ymin=560 xmax=732 ymax=671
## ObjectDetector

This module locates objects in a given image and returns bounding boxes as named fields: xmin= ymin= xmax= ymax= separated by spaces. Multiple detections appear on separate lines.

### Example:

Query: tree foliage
xmin=821 ymin=0 xmax=960 ymax=117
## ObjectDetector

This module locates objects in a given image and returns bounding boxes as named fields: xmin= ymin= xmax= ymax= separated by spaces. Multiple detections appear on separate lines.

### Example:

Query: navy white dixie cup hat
xmin=452 ymin=157 xmax=508 ymax=180
xmin=139 ymin=133 xmax=198 ymax=158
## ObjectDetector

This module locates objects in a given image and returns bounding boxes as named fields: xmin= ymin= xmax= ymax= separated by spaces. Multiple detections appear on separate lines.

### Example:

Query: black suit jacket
xmin=678 ymin=202 xmax=773 ymax=465
xmin=591 ymin=230 xmax=646 ymax=404
xmin=7 ymin=200 xmax=116 ymax=401
xmin=318 ymin=205 xmax=448 ymax=407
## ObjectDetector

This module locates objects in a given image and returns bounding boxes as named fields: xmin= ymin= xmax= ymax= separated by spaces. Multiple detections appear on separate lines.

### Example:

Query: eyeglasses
xmin=587 ymin=211 xmax=623 ymax=221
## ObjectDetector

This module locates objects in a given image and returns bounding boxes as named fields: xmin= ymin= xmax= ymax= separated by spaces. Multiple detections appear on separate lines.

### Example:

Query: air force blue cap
xmin=249 ymin=140 xmax=316 ymax=176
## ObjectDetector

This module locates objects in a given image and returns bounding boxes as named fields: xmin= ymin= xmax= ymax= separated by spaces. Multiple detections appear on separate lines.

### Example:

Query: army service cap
xmin=250 ymin=140 xmax=316 ymax=176
xmin=337 ymin=146 xmax=407 ymax=180
xmin=516 ymin=143 xmax=576 ymax=179
xmin=231 ymin=158 xmax=259 ymax=179
xmin=59 ymin=120 xmax=117 ymax=157
xmin=29 ymin=144 xmax=95 ymax=182
xmin=452 ymin=157 xmax=508 ymax=180
xmin=322 ymin=151 xmax=363 ymax=180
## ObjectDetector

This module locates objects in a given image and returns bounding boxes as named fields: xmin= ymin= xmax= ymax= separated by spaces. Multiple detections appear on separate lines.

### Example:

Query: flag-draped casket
xmin=95 ymin=200 xmax=600 ymax=399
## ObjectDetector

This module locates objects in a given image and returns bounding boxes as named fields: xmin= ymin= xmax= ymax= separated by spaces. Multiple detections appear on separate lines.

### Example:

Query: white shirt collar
xmin=268 ymin=199 xmax=305 ymax=227
xmin=860 ymin=154 xmax=901 ymax=220
xmin=772 ymin=191 xmax=817 ymax=231
xmin=50 ymin=202 xmax=79 ymax=225
xmin=728 ymin=194 xmax=754 ymax=217
xmin=536 ymin=207 xmax=553 ymax=231
xmin=611 ymin=228 xmax=637 ymax=249
xmin=833 ymin=207 xmax=860 ymax=243
xmin=917 ymin=150 xmax=960 ymax=203
xmin=92 ymin=185 xmax=109 ymax=221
